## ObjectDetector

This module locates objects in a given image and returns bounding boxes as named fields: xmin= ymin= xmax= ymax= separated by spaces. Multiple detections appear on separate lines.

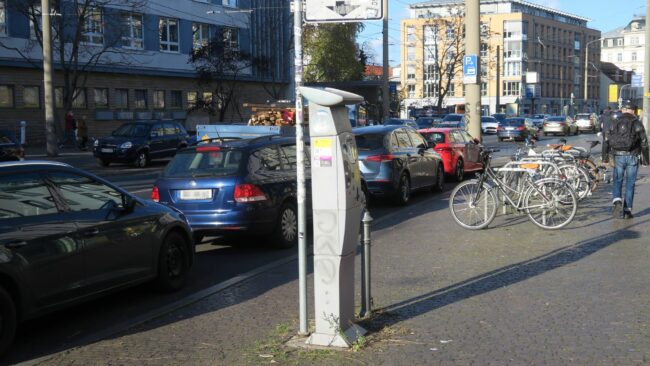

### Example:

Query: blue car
xmin=497 ymin=117 xmax=537 ymax=141
xmin=152 ymin=136 xmax=309 ymax=248
xmin=354 ymin=125 xmax=444 ymax=205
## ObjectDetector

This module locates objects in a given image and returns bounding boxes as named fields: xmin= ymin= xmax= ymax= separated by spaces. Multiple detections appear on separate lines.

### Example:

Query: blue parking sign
xmin=463 ymin=54 xmax=477 ymax=84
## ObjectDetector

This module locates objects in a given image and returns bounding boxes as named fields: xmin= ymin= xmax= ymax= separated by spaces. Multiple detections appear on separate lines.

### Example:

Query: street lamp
xmin=583 ymin=37 xmax=603 ymax=110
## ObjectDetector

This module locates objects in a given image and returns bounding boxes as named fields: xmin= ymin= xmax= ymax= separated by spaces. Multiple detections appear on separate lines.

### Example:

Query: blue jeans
xmin=612 ymin=154 xmax=639 ymax=211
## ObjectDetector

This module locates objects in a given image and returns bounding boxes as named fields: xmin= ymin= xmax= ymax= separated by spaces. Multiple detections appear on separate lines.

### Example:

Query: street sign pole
xmin=465 ymin=0 xmax=481 ymax=140
xmin=293 ymin=0 xmax=308 ymax=336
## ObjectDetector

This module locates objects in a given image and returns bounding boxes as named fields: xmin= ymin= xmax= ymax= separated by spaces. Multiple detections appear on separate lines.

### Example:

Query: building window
xmin=153 ymin=90 xmax=165 ymax=109
xmin=424 ymin=64 xmax=438 ymax=81
xmin=406 ymin=26 xmax=415 ymax=43
xmin=631 ymin=36 xmax=639 ymax=45
xmin=480 ymin=43 xmax=488 ymax=58
xmin=202 ymin=91 xmax=213 ymax=106
xmin=134 ymin=89 xmax=147 ymax=108
xmin=504 ymin=61 xmax=521 ymax=76
xmin=446 ymin=26 xmax=454 ymax=39
xmin=223 ymin=0 xmax=237 ymax=7
xmin=0 ymin=0 xmax=6 ymax=36
xmin=424 ymin=45 xmax=436 ymax=62
xmin=55 ymin=87 xmax=63 ymax=108
xmin=187 ymin=91 xmax=198 ymax=108
xmin=407 ymin=46 xmax=415 ymax=61
xmin=193 ymin=23 xmax=210 ymax=50
xmin=170 ymin=90 xmax=183 ymax=109
xmin=115 ymin=88 xmax=128 ymax=109
xmin=222 ymin=27 xmax=239 ymax=52
xmin=94 ymin=88 xmax=108 ymax=108
xmin=407 ymin=65 xmax=415 ymax=80
xmin=0 ymin=85 xmax=13 ymax=108
xmin=407 ymin=84 xmax=415 ymax=98
xmin=72 ymin=89 xmax=87 ymax=108
xmin=160 ymin=18 xmax=179 ymax=52
xmin=424 ymin=83 xmax=437 ymax=98
xmin=631 ymin=52 xmax=637 ymax=61
xmin=424 ymin=25 xmax=437 ymax=44
xmin=121 ymin=12 xmax=143 ymax=49
xmin=448 ymin=83 xmax=455 ymax=96
xmin=29 ymin=5 xmax=42 ymax=40
xmin=23 ymin=86 xmax=41 ymax=108
xmin=617 ymin=53 xmax=622 ymax=62
xmin=503 ymin=81 xmax=520 ymax=96
xmin=81 ymin=7 xmax=103 ymax=45
xmin=480 ymin=82 xmax=487 ymax=96
xmin=616 ymin=38 xmax=623 ymax=46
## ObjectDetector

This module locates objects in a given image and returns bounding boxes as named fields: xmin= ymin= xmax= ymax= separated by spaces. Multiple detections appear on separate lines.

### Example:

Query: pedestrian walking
xmin=61 ymin=111 xmax=77 ymax=148
xmin=602 ymin=100 xmax=649 ymax=219
xmin=77 ymin=115 xmax=88 ymax=150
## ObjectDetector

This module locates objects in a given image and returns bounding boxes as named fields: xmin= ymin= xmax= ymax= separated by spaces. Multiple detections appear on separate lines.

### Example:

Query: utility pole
xmin=643 ymin=0 xmax=650 ymax=136
xmin=465 ymin=0 xmax=481 ymax=139
xmin=292 ymin=0 xmax=308 ymax=336
xmin=382 ymin=0 xmax=389 ymax=121
xmin=495 ymin=45 xmax=500 ymax=114
xmin=42 ymin=0 xmax=58 ymax=156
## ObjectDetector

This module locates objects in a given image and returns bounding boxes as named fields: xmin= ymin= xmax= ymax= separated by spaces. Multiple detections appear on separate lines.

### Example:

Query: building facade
xmin=0 ymin=0 xmax=291 ymax=145
xmin=400 ymin=0 xmax=601 ymax=117
xmin=601 ymin=16 xmax=645 ymax=107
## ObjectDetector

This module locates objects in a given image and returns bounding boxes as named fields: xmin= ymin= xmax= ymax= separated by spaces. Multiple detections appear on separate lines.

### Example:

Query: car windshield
xmin=481 ymin=117 xmax=497 ymax=123
xmin=492 ymin=114 xmax=506 ymax=122
xmin=547 ymin=117 xmax=565 ymax=121
xmin=576 ymin=114 xmax=590 ymax=119
xmin=420 ymin=132 xmax=445 ymax=145
xmin=112 ymin=123 xmax=149 ymax=137
xmin=532 ymin=114 xmax=545 ymax=119
xmin=502 ymin=119 xmax=525 ymax=126
xmin=163 ymin=149 xmax=244 ymax=178
xmin=355 ymin=134 xmax=384 ymax=150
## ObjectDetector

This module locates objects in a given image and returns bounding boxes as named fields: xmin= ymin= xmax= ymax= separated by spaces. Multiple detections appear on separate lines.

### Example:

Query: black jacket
xmin=602 ymin=113 xmax=649 ymax=164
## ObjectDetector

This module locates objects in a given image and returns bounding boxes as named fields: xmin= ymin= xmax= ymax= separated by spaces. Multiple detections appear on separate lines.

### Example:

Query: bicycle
xmin=449 ymin=149 xmax=578 ymax=230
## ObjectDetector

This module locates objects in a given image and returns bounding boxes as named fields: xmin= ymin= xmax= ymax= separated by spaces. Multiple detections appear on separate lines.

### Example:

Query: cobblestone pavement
xmin=23 ymin=169 xmax=650 ymax=366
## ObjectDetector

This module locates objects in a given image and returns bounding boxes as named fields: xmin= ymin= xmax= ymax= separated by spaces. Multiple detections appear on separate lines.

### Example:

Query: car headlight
xmin=120 ymin=141 xmax=133 ymax=149
xmin=94 ymin=139 xmax=99 ymax=147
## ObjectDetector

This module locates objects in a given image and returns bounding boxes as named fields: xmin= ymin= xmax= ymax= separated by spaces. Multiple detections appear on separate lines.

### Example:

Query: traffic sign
xmin=305 ymin=0 xmax=383 ymax=22
xmin=463 ymin=54 xmax=477 ymax=84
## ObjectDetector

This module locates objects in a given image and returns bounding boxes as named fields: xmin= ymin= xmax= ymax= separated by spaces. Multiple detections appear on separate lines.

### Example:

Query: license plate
xmin=180 ymin=189 xmax=212 ymax=200
xmin=506 ymin=127 xmax=514 ymax=131
xmin=101 ymin=148 xmax=114 ymax=153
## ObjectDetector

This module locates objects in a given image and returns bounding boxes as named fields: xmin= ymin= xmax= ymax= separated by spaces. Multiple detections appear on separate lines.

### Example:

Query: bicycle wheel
xmin=579 ymin=158 xmax=599 ymax=192
xmin=557 ymin=165 xmax=590 ymax=201
xmin=524 ymin=178 xmax=577 ymax=230
xmin=449 ymin=180 xmax=498 ymax=230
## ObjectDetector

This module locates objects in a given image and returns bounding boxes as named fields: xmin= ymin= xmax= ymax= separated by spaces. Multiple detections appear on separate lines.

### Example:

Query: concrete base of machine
xmin=304 ymin=324 xmax=367 ymax=348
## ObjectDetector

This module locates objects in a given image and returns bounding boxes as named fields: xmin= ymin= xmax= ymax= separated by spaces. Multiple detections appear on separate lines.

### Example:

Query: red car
xmin=418 ymin=127 xmax=483 ymax=181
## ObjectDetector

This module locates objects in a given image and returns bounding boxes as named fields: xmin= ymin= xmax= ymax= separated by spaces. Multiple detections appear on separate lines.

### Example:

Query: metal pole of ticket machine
xmin=293 ymin=0 xmax=308 ymax=336
xmin=644 ymin=0 xmax=650 ymax=135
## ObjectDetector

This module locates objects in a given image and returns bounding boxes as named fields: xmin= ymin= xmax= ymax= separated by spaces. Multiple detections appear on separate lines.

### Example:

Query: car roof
xmin=0 ymin=160 xmax=72 ymax=169
xmin=354 ymin=125 xmax=406 ymax=134
xmin=418 ymin=127 xmax=458 ymax=133
xmin=187 ymin=135 xmax=297 ymax=151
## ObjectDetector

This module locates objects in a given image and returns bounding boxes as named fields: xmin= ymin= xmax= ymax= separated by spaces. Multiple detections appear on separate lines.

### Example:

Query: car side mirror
xmin=122 ymin=195 xmax=137 ymax=213
xmin=473 ymin=138 xmax=480 ymax=144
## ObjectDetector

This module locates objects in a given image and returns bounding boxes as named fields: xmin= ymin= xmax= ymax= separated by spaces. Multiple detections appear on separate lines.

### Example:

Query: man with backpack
xmin=602 ymin=100 xmax=649 ymax=219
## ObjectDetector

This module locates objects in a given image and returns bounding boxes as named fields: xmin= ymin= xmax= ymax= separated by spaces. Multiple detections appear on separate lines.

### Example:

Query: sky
xmin=357 ymin=0 xmax=647 ymax=67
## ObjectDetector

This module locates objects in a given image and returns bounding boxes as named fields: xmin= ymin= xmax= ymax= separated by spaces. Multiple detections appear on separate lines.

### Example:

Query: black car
xmin=93 ymin=120 xmax=190 ymax=168
xmin=153 ymin=136 xmax=312 ymax=247
xmin=0 ymin=161 xmax=194 ymax=356
xmin=0 ymin=130 xmax=24 ymax=162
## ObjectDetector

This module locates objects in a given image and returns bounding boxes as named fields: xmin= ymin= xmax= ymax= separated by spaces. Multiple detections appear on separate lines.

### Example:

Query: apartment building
xmin=601 ymin=15 xmax=645 ymax=106
xmin=0 ymin=0 xmax=291 ymax=145
xmin=401 ymin=0 xmax=601 ymax=116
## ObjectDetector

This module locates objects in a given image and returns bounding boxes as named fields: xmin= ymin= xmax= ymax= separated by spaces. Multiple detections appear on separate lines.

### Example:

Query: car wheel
xmin=433 ymin=164 xmax=445 ymax=192
xmin=0 ymin=286 xmax=17 ymax=357
xmin=394 ymin=173 xmax=410 ymax=205
xmin=564 ymin=129 xmax=569 ymax=136
xmin=154 ymin=232 xmax=190 ymax=292
xmin=273 ymin=202 xmax=298 ymax=248
xmin=135 ymin=151 xmax=149 ymax=168
xmin=454 ymin=159 xmax=464 ymax=182
xmin=498 ymin=137 xmax=504 ymax=142
xmin=97 ymin=158 xmax=110 ymax=167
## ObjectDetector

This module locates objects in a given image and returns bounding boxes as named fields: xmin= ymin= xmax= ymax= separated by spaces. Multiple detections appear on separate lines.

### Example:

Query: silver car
xmin=543 ymin=116 xmax=578 ymax=136
xmin=574 ymin=113 xmax=599 ymax=133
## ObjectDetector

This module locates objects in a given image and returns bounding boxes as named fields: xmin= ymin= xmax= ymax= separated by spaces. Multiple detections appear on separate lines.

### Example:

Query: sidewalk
xmin=25 ymin=170 xmax=650 ymax=365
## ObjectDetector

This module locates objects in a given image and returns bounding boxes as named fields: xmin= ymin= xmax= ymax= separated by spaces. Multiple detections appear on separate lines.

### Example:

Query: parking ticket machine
xmin=300 ymin=87 xmax=366 ymax=347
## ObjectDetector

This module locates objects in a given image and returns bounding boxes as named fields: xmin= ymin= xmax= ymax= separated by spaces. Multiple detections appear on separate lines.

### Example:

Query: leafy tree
xmin=303 ymin=23 xmax=366 ymax=82
xmin=189 ymin=34 xmax=258 ymax=122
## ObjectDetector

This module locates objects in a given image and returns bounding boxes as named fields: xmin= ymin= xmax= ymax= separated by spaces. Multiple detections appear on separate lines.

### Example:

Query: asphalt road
xmin=5 ymin=131 xmax=603 ymax=365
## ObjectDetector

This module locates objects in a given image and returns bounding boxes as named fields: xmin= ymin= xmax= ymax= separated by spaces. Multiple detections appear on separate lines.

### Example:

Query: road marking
xmin=15 ymin=254 xmax=299 ymax=366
